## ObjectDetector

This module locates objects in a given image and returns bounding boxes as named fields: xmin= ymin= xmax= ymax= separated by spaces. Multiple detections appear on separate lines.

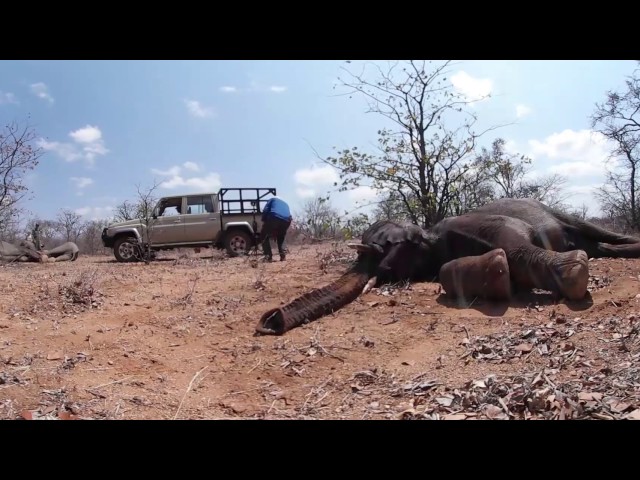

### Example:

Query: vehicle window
xmin=157 ymin=197 xmax=183 ymax=216
xmin=186 ymin=195 xmax=214 ymax=214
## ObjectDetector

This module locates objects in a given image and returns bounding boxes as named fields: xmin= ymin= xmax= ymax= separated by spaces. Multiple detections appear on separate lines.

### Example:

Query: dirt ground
xmin=1 ymin=242 xmax=640 ymax=420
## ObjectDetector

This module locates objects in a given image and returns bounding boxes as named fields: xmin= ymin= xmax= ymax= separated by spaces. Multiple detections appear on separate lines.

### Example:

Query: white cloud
xmin=151 ymin=162 xmax=222 ymax=192
xmin=516 ymin=104 xmax=532 ymax=118
xmin=0 ymin=91 xmax=18 ymax=105
xmin=293 ymin=164 xmax=340 ymax=198
xmin=30 ymin=82 xmax=54 ymax=104
xmin=38 ymin=125 xmax=109 ymax=167
xmin=450 ymin=71 xmax=492 ymax=102
xmin=183 ymin=161 xmax=200 ymax=172
xmin=528 ymin=129 xmax=616 ymax=178
xmin=295 ymin=187 xmax=316 ymax=199
xmin=70 ymin=176 xmax=94 ymax=191
xmin=69 ymin=125 xmax=102 ymax=144
xmin=184 ymin=99 xmax=214 ymax=118
xmin=220 ymin=82 xmax=288 ymax=94
xmin=347 ymin=186 xmax=380 ymax=205
xmin=75 ymin=206 xmax=115 ymax=221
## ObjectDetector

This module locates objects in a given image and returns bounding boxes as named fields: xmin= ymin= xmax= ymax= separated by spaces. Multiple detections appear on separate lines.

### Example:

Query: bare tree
xmin=296 ymin=197 xmax=342 ymax=239
xmin=56 ymin=208 xmax=84 ymax=242
xmin=322 ymin=60 xmax=509 ymax=228
xmin=471 ymin=137 xmax=569 ymax=209
xmin=113 ymin=199 xmax=139 ymax=222
xmin=133 ymin=180 xmax=162 ymax=263
xmin=0 ymin=118 xmax=43 ymax=230
xmin=81 ymin=219 xmax=110 ymax=254
xmin=591 ymin=63 xmax=640 ymax=231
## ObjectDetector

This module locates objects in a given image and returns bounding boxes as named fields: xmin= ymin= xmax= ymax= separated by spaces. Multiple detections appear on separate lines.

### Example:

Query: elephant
xmin=255 ymin=197 xmax=640 ymax=336
xmin=438 ymin=248 xmax=512 ymax=301
xmin=0 ymin=239 xmax=79 ymax=263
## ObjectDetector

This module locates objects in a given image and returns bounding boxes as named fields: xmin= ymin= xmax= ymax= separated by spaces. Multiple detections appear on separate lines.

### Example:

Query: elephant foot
xmin=552 ymin=250 xmax=589 ymax=301
xmin=439 ymin=248 xmax=511 ymax=301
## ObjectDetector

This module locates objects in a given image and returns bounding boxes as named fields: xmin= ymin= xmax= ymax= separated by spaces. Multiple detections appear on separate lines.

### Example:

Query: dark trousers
xmin=261 ymin=216 xmax=291 ymax=258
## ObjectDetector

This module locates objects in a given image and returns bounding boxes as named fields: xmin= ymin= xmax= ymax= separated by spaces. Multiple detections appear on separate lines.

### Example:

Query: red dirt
xmin=1 ymin=242 xmax=640 ymax=420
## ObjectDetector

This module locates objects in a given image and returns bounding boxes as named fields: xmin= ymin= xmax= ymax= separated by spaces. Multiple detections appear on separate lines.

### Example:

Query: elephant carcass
xmin=256 ymin=197 xmax=640 ymax=336
xmin=0 ymin=240 xmax=45 ymax=263
xmin=40 ymin=241 xmax=80 ymax=262
xmin=254 ymin=221 xmax=431 ymax=335
xmin=0 ymin=240 xmax=79 ymax=263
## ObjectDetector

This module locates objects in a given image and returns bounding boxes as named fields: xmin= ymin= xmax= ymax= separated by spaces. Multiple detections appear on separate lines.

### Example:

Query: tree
xmin=56 ymin=209 xmax=84 ymax=242
xmin=80 ymin=219 xmax=110 ymax=254
xmin=323 ymin=60 xmax=507 ymax=228
xmin=0 ymin=118 xmax=43 ymax=231
xmin=591 ymin=63 xmax=640 ymax=231
xmin=113 ymin=199 xmax=140 ymax=222
xmin=473 ymin=138 xmax=569 ymax=210
xmin=296 ymin=197 xmax=342 ymax=239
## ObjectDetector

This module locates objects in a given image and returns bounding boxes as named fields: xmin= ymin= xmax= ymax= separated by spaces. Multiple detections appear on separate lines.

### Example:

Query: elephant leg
xmin=439 ymin=248 xmax=512 ymax=301
xmin=507 ymin=244 xmax=589 ymax=300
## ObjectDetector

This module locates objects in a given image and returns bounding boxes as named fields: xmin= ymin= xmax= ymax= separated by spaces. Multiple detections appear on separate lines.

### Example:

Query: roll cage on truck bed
xmin=101 ymin=187 xmax=277 ymax=262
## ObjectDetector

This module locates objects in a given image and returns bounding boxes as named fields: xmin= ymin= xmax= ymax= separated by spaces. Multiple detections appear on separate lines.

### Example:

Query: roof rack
xmin=218 ymin=187 xmax=277 ymax=215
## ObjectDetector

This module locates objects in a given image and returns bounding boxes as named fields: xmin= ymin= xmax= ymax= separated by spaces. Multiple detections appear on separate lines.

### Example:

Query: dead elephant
xmin=0 ymin=240 xmax=79 ymax=263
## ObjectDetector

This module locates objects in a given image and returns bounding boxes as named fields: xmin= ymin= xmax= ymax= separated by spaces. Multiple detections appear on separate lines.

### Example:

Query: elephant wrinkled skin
xmin=256 ymin=198 xmax=640 ymax=336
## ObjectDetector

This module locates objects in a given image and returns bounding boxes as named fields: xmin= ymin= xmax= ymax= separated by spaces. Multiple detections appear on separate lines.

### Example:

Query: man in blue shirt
xmin=260 ymin=195 xmax=292 ymax=261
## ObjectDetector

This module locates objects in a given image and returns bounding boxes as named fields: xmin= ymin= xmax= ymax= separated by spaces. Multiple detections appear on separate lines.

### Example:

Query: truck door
xmin=182 ymin=194 xmax=218 ymax=242
xmin=149 ymin=196 xmax=187 ymax=244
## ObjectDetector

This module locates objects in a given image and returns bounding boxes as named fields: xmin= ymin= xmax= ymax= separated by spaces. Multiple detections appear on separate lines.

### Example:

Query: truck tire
xmin=224 ymin=229 xmax=254 ymax=257
xmin=113 ymin=236 xmax=140 ymax=263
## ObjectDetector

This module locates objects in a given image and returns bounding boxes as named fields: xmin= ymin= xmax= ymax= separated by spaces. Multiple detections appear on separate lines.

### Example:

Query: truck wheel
xmin=225 ymin=230 xmax=254 ymax=257
xmin=113 ymin=236 xmax=140 ymax=262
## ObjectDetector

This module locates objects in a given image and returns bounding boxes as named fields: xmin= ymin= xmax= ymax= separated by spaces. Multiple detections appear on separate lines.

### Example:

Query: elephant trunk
xmin=255 ymin=265 xmax=371 ymax=335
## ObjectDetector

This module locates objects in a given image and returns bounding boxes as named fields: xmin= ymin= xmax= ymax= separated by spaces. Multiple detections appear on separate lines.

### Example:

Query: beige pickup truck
xmin=101 ymin=187 xmax=276 ymax=262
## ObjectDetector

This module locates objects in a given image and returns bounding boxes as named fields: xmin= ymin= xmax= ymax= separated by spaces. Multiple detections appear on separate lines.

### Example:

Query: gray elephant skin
xmin=256 ymin=198 xmax=640 ymax=335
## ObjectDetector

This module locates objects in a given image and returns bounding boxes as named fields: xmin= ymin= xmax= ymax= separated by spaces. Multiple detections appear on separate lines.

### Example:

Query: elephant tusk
xmin=362 ymin=276 xmax=377 ymax=295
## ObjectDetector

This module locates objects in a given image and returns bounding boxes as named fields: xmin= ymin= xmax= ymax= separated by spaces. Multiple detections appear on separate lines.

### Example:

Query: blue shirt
xmin=262 ymin=197 xmax=291 ymax=221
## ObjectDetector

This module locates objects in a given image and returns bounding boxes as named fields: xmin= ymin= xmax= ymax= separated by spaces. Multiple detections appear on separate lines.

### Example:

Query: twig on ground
xmin=173 ymin=365 xmax=208 ymax=420
xmin=88 ymin=375 xmax=135 ymax=390
xmin=247 ymin=359 xmax=262 ymax=373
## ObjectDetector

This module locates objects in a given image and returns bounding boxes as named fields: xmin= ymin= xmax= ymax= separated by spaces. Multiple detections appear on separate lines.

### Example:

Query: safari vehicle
xmin=101 ymin=187 xmax=276 ymax=262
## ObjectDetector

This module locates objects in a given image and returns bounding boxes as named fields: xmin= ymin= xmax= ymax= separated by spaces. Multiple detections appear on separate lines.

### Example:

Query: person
xmin=260 ymin=195 xmax=292 ymax=262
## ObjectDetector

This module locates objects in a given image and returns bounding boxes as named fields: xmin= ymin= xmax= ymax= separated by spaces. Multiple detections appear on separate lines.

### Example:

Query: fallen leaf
xmin=625 ymin=409 xmax=640 ymax=420
xmin=578 ymin=392 xmax=603 ymax=402
xmin=367 ymin=302 xmax=380 ymax=307
xmin=443 ymin=413 xmax=466 ymax=420
xmin=20 ymin=410 xmax=34 ymax=420
xmin=609 ymin=401 xmax=631 ymax=413
xmin=435 ymin=396 xmax=454 ymax=407
xmin=484 ymin=404 xmax=508 ymax=420
xmin=46 ymin=351 xmax=63 ymax=361
xmin=514 ymin=343 xmax=533 ymax=353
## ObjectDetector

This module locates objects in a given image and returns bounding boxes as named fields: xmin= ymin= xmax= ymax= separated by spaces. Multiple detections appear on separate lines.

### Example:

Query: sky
xmin=0 ymin=59 xmax=637 ymax=225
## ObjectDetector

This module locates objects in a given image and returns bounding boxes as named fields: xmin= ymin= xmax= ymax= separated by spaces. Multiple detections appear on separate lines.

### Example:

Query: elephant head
xmin=254 ymin=220 xmax=434 ymax=336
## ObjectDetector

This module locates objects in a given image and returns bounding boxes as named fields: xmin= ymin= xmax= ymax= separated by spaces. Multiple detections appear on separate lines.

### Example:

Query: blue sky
xmin=0 ymin=60 xmax=637 ymax=223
